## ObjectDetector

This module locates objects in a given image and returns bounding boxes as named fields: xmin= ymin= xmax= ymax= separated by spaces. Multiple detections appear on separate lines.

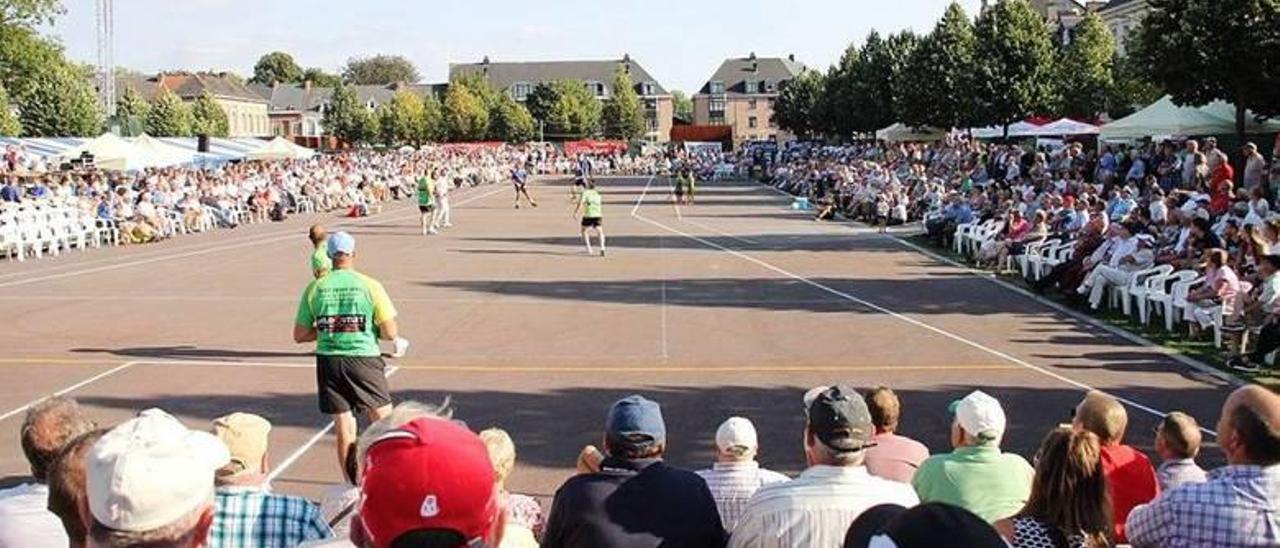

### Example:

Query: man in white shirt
xmin=0 ymin=397 xmax=95 ymax=548
xmin=1078 ymin=227 xmax=1155 ymax=310
xmin=729 ymin=386 xmax=918 ymax=548
xmin=696 ymin=417 xmax=791 ymax=530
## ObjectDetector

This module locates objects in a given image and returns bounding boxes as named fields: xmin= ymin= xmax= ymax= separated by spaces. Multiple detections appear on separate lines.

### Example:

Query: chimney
xmin=788 ymin=53 xmax=796 ymax=62
xmin=482 ymin=56 xmax=490 ymax=65
xmin=748 ymin=51 xmax=757 ymax=61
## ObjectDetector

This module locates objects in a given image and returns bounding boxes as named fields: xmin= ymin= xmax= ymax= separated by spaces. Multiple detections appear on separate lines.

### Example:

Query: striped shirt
xmin=212 ymin=487 xmax=333 ymax=548
xmin=729 ymin=465 xmax=919 ymax=548
xmin=696 ymin=461 xmax=791 ymax=529
xmin=1126 ymin=464 xmax=1280 ymax=548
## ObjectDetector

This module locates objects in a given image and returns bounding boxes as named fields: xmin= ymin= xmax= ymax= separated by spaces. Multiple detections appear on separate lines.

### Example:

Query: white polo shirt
xmin=0 ymin=483 xmax=68 ymax=548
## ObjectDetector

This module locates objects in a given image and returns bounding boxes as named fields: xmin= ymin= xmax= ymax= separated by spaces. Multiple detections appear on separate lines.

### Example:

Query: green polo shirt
xmin=911 ymin=444 xmax=1034 ymax=523
xmin=310 ymin=246 xmax=332 ymax=278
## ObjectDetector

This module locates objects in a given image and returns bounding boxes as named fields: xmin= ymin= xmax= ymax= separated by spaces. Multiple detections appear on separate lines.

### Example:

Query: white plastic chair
xmin=1118 ymin=265 xmax=1174 ymax=316
xmin=1164 ymin=277 xmax=1205 ymax=332
xmin=1140 ymin=270 xmax=1197 ymax=326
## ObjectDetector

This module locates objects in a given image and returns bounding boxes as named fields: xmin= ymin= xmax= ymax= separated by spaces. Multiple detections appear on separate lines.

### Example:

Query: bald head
xmin=308 ymin=224 xmax=327 ymax=246
xmin=21 ymin=397 xmax=94 ymax=483
xmin=1075 ymin=391 xmax=1128 ymax=445
xmin=1219 ymin=386 xmax=1280 ymax=466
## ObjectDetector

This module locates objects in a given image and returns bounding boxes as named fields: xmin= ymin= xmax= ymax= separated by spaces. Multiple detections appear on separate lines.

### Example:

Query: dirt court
xmin=0 ymin=175 xmax=1238 ymax=503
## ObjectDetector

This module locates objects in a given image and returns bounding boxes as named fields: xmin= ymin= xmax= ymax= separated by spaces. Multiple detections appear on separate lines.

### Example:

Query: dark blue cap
xmin=605 ymin=395 xmax=666 ymax=449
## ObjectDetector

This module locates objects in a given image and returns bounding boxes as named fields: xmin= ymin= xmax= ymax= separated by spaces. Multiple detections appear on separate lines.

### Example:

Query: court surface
xmin=0 ymin=175 xmax=1237 ymax=503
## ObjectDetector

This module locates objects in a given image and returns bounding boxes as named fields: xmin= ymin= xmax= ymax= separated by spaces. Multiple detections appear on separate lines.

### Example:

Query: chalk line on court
xmin=0 ymin=361 xmax=138 ymax=422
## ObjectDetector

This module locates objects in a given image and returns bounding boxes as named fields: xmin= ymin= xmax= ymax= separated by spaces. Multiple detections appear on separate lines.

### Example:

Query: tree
xmin=250 ymin=51 xmax=303 ymax=85
xmin=190 ymin=91 xmax=229 ymax=137
xmin=816 ymin=44 xmax=862 ymax=139
xmin=774 ymin=69 xmax=824 ymax=139
xmin=421 ymin=93 xmax=445 ymax=142
xmin=0 ymin=26 xmax=102 ymax=136
xmin=0 ymin=0 xmax=62 ymax=31
xmin=302 ymin=67 xmax=342 ymax=88
xmin=899 ymin=2 xmax=980 ymax=130
xmin=375 ymin=90 xmax=429 ymax=146
xmin=601 ymin=66 xmax=646 ymax=140
xmin=1056 ymin=12 xmax=1114 ymax=119
xmin=1107 ymin=53 xmax=1163 ymax=119
xmin=526 ymin=80 xmax=601 ymax=139
xmin=489 ymin=93 xmax=537 ymax=143
xmin=114 ymin=85 xmax=149 ymax=136
xmin=0 ymin=82 xmax=19 ymax=136
xmin=442 ymin=81 xmax=489 ymax=141
xmin=844 ymin=30 xmax=917 ymax=133
xmin=145 ymin=87 xmax=193 ymax=136
xmin=973 ymin=0 xmax=1058 ymax=136
xmin=670 ymin=90 xmax=693 ymax=119
xmin=342 ymin=55 xmax=420 ymax=85
xmin=323 ymin=84 xmax=375 ymax=145
xmin=1131 ymin=0 xmax=1280 ymax=140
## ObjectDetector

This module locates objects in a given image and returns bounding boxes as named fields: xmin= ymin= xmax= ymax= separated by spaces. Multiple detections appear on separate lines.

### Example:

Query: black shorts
xmin=581 ymin=217 xmax=602 ymax=228
xmin=418 ymin=204 xmax=434 ymax=213
xmin=316 ymin=355 xmax=391 ymax=415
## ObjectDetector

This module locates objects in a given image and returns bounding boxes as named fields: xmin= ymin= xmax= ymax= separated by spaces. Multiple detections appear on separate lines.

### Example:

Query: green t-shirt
xmin=580 ymin=189 xmax=603 ymax=219
xmin=310 ymin=246 xmax=332 ymax=278
xmin=295 ymin=269 xmax=397 ymax=357
xmin=417 ymin=177 xmax=435 ymax=206
xmin=911 ymin=444 xmax=1034 ymax=523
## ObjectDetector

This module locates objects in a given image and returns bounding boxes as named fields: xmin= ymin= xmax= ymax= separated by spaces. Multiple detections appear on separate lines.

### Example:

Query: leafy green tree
xmin=489 ymin=93 xmax=536 ymax=143
xmin=898 ymin=2 xmax=979 ymax=130
xmin=113 ymin=85 xmax=148 ymax=136
xmin=443 ymin=81 xmax=489 ymax=141
xmin=815 ymin=44 xmax=861 ymax=139
xmin=250 ymin=51 xmax=303 ymax=85
xmin=145 ymin=87 xmax=193 ymax=137
xmin=323 ymin=84 xmax=375 ymax=145
xmin=1107 ymin=53 xmax=1163 ymax=119
xmin=973 ymin=0 xmax=1058 ymax=136
xmin=601 ymin=66 xmax=646 ymax=140
xmin=0 ymin=27 xmax=102 ymax=136
xmin=526 ymin=80 xmax=601 ymax=139
xmin=302 ymin=67 xmax=342 ymax=88
xmin=1056 ymin=12 xmax=1114 ymax=119
xmin=844 ymin=30 xmax=917 ymax=133
xmin=377 ymin=90 xmax=430 ymax=146
xmin=342 ymin=55 xmax=420 ymax=85
xmin=774 ymin=69 xmax=824 ymax=139
xmin=190 ymin=91 xmax=229 ymax=137
xmin=0 ymin=0 xmax=63 ymax=31
xmin=421 ymin=93 xmax=445 ymax=142
xmin=1131 ymin=0 xmax=1280 ymax=140
xmin=0 ymin=82 xmax=19 ymax=136
xmin=670 ymin=90 xmax=693 ymax=119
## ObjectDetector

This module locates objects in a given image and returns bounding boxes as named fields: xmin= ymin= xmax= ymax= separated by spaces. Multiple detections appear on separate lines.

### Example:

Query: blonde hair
xmin=1076 ymin=391 xmax=1128 ymax=444
xmin=479 ymin=428 xmax=516 ymax=483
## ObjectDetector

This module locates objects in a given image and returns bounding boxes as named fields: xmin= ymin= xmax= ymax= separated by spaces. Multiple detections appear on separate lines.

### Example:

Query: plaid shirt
xmin=1126 ymin=465 xmax=1280 ymax=548
xmin=212 ymin=487 xmax=333 ymax=548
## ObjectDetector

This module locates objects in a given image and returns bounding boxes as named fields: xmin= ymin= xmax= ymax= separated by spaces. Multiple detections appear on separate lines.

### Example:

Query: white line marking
xmin=630 ymin=174 xmax=657 ymax=216
xmin=632 ymin=183 xmax=1219 ymax=436
xmin=681 ymin=218 xmax=760 ymax=245
xmin=0 ymin=361 xmax=138 ymax=422
xmin=266 ymin=365 xmax=401 ymax=483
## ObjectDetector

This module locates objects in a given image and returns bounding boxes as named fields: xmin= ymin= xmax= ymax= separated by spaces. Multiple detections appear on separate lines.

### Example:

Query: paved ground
xmin=0 ymin=175 xmax=1236 ymax=504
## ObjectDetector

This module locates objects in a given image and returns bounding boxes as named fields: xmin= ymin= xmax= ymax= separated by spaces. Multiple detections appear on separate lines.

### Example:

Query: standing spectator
xmin=1072 ymin=391 xmax=1159 ymax=543
xmin=912 ymin=390 xmax=1034 ymax=523
xmin=994 ymin=428 xmax=1113 ymax=548
xmin=0 ymin=397 xmax=95 ymax=548
xmin=86 ymin=409 xmax=232 ymax=548
xmin=480 ymin=428 xmax=545 ymax=548
xmin=1154 ymin=411 xmax=1208 ymax=491
xmin=45 ymin=429 xmax=108 ymax=548
xmin=730 ymin=386 xmax=918 ymax=548
xmin=1243 ymin=143 xmax=1267 ymax=191
xmin=862 ymin=387 xmax=930 ymax=484
xmin=544 ymin=395 xmax=726 ymax=548
xmin=1126 ymin=385 xmax=1280 ymax=547
xmin=209 ymin=412 xmax=332 ymax=546
xmin=695 ymin=416 xmax=791 ymax=530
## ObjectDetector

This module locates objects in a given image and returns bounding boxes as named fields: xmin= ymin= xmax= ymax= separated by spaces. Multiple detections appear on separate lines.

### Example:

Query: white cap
xmin=715 ymin=417 xmax=758 ymax=451
xmin=950 ymin=390 xmax=1007 ymax=442
xmin=88 ymin=409 xmax=231 ymax=532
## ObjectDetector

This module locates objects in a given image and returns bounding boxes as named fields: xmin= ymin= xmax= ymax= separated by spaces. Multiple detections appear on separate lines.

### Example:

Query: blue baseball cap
xmin=605 ymin=395 xmax=666 ymax=450
xmin=327 ymin=231 xmax=355 ymax=258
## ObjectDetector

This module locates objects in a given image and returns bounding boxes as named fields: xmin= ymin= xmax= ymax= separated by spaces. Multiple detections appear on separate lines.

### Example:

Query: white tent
xmin=875 ymin=123 xmax=945 ymax=142
xmin=245 ymin=137 xmax=316 ymax=161
xmin=1101 ymin=96 xmax=1280 ymax=139
xmin=130 ymin=134 xmax=196 ymax=168
xmin=1031 ymin=118 xmax=1101 ymax=136
xmin=56 ymin=133 xmax=148 ymax=171
xmin=1196 ymin=101 xmax=1280 ymax=134
xmin=970 ymin=121 xmax=1044 ymax=139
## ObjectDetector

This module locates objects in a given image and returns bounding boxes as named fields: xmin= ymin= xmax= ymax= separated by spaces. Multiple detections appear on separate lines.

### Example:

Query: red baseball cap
xmin=359 ymin=417 xmax=499 ymax=548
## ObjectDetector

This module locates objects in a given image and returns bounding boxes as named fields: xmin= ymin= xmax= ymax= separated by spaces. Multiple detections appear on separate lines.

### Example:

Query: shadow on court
xmin=70 ymin=345 xmax=311 ymax=361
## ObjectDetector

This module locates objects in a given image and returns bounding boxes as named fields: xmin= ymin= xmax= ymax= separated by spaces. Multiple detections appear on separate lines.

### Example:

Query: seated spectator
xmin=1076 ymin=224 xmax=1155 ymax=311
xmin=1185 ymin=248 xmax=1243 ymax=337
xmin=209 ymin=412 xmax=332 ymax=546
xmin=543 ymin=395 xmax=726 ymax=548
xmin=730 ymin=386 xmax=918 ymax=547
xmin=1127 ymin=385 xmax=1280 ymax=547
xmin=695 ymin=416 xmax=790 ymax=530
xmin=0 ymin=396 xmax=95 ymax=548
xmin=480 ymin=427 xmax=545 ymax=548
xmin=994 ymin=427 xmax=1113 ymax=548
xmin=1154 ymin=411 xmax=1207 ymax=491
xmin=87 ymin=409 xmax=232 ymax=548
xmin=863 ymin=387 xmax=929 ymax=483
xmin=46 ymin=428 xmax=108 ymax=548
xmin=912 ymin=390 xmax=1033 ymax=522
xmin=1235 ymin=254 xmax=1280 ymax=372
xmin=1072 ymin=391 xmax=1159 ymax=543
xmin=843 ymin=502 xmax=1006 ymax=548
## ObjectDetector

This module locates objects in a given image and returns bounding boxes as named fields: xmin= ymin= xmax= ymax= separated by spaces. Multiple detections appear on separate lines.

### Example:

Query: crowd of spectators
xmin=1 ymin=382 xmax=1275 ymax=547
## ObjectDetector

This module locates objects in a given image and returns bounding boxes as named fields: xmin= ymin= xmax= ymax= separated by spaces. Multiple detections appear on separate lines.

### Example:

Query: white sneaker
xmin=392 ymin=337 xmax=410 ymax=358
xmin=428 ymin=228 xmax=439 ymax=235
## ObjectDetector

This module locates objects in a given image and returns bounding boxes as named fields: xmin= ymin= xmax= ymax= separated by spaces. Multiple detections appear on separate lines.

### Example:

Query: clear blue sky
xmin=47 ymin=0 xmax=984 ymax=93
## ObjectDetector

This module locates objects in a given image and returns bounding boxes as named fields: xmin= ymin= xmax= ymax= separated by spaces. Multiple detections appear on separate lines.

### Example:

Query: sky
xmin=46 ymin=0 xmax=985 ymax=93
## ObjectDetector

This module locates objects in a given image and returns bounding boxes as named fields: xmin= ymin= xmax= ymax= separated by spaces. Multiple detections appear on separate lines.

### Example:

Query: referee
xmin=292 ymin=231 xmax=408 ymax=481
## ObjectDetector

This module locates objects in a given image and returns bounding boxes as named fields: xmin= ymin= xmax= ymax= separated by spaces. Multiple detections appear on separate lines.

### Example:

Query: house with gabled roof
xmin=692 ymin=53 xmax=805 ymax=146
xmin=119 ymin=72 xmax=270 ymax=137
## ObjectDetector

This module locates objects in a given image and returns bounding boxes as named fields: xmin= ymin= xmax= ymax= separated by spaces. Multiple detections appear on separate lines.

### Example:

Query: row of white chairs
xmin=0 ymin=205 xmax=119 ymax=261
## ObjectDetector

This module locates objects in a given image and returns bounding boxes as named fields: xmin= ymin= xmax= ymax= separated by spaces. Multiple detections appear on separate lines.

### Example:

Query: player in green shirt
xmin=417 ymin=173 xmax=437 ymax=235
xmin=573 ymin=181 xmax=606 ymax=256
xmin=308 ymin=224 xmax=332 ymax=279
xmin=293 ymin=231 xmax=408 ymax=481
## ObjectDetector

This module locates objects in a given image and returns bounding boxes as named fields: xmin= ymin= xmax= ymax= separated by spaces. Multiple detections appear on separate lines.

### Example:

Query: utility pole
xmin=97 ymin=0 xmax=117 ymax=127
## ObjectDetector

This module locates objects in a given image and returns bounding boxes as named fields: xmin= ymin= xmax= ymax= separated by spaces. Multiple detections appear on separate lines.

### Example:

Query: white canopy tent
xmin=55 ymin=133 xmax=149 ymax=171
xmin=1101 ymin=96 xmax=1280 ymax=140
xmin=1030 ymin=118 xmax=1100 ymax=136
xmin=875 ymin=123 xmax=946 ymax=142
xmin=970 ymin=121 xmax=1044 ymax=139
xmin=245 ymin=137 xmax=316 ymax=161
xmin=129 ymin=134 xmax=196 ymax=168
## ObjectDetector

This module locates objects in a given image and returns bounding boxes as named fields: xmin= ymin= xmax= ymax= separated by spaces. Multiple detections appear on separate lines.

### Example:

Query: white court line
xmin=0 ymin=185 xmax=509 ymax=290
xmin=680 ymin=218 xmax=760 ymax=245
xmin=629 ymin=174 xmax=658 ymax=216
xmin=631 ymin=183 xmax=1219 ymax=436
xmin=0 ymin=361 xmax=138 ymax=422
xmin=266 ymin=365 xmax=401 ymax=483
